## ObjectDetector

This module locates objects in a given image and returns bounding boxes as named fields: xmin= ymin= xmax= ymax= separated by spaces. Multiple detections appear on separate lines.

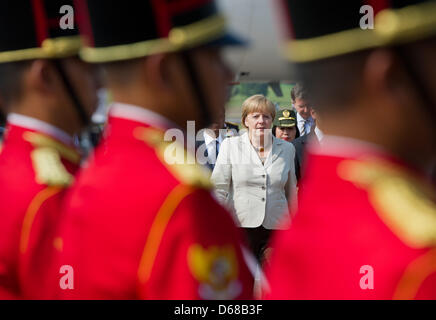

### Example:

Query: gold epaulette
xmin=134 ymin=127 xmax=213 ymax=190
xmin=23 ymin=132 xmax=80 ymax=187
xmin=338 ymin=158 xmax=436 ymax=248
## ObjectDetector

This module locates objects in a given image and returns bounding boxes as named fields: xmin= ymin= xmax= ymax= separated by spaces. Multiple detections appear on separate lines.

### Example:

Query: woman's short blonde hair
xmin=241 ymin=94 xmax=276 ymax=128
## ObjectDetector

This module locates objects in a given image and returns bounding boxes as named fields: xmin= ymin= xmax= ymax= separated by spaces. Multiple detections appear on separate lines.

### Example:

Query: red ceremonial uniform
xmin=265 ymin=136 xmax=436 ymax=300
xmin=51 ymin=103 xmax=254 ymax=300
xmin=0 ymin=114 xmax=80 ymax=299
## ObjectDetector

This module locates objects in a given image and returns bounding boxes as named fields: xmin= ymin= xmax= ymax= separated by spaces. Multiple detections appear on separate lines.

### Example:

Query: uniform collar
xmin=109 ymin=102 xmax=180 ymax=131
xmin=7 ymin=113 xmax=74 ymax=146
xmin=308 ymin=134 xmax=390 ymax=159
xmin=308 ymin=135 xmax=436 ymax=183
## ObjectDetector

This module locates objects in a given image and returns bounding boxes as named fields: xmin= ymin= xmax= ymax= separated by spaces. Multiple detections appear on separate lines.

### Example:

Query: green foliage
xmin=225 ymin=82 xmax=295 ymax=122
xmin=237 ymin=83 xmax=269 ymax=97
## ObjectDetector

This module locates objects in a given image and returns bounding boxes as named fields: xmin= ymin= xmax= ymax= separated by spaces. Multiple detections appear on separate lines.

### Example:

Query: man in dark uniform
xmin=0 ymin=0 xmax=98 ymax=299
xmin=266 ymin=0 xmax=436 ymax=299
xmin=50 ymin=0 xmax=255 ymax=299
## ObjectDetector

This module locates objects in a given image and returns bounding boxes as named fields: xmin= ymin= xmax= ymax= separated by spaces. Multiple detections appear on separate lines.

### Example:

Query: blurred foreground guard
xmin=266 ymin=0 xmax=436 ymax=299
xmin=51 ymin=0 xmax=254 ymax=299
xmin=0 ymin=1 xmax=98 ymax=299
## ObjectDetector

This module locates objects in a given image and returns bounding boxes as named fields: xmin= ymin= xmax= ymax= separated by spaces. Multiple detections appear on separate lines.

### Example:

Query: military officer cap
xmin=281 ymin=0 xmax=436 ymax=63
xmin=75 ymin=0 xmax=245 ymax=63
xmin=0 ymin=0 xmax=81 ymax=63
xmin=224 ymin=121 xmax=239 ymax=137
xmin=273 ymin=109 xmax=297 ymax=128
xmin=225 ymin=121 xmax=239 ymax=131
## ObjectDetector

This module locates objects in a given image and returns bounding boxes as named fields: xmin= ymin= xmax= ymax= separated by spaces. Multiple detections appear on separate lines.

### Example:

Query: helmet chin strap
xmin=395 ymin=46 xmax=436 ymax=170
xmin=51 ymin=59 xmax=90 ymax=128
xmin=181 ymin=51 xmax=213 ymax=129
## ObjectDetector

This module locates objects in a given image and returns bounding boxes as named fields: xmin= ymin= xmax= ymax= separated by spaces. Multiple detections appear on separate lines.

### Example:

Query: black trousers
xmin=242 ymin=226 xmax=272 ymax=265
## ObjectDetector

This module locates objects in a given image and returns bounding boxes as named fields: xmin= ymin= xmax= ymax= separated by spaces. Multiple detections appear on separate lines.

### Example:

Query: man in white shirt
xmin=291 ymin=83 xmax=314 ymax=136
xmin=203 ymin=128 xmax=224 ymax=170
xmin=197 ymin=109 xmax=225 ymax=170
xmin=292 ymin=108 xmax=323 ymax=182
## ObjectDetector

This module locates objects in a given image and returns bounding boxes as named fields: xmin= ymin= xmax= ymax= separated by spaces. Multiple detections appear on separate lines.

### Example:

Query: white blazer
xmin=211 ymin=132 xmax=297 ymax=230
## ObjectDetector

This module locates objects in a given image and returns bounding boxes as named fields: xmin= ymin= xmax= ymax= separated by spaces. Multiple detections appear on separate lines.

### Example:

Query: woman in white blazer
xmin=211 ymin=95 xmax=297 ymax=263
